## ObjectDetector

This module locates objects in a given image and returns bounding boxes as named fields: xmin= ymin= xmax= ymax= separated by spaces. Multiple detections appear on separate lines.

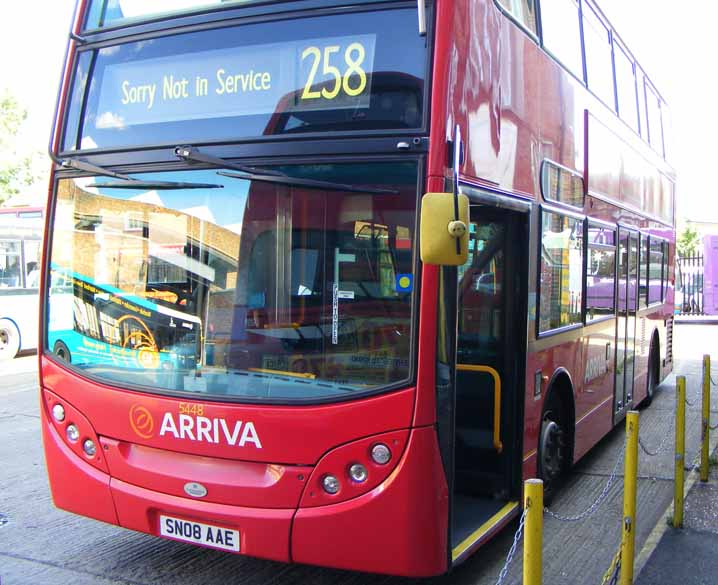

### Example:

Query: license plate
xmin=159 ymin=515 xmax=240 ymax=552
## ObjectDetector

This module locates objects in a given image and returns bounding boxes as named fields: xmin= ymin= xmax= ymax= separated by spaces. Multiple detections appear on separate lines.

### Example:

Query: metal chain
xmin=684 ymin=450 xmax=701 ymax=472
xmin=600 ymin=547 xmax=622 ymax=585
xmin=493 ymin=506 xmax=529 ymax=585
xmin=638 ymin=431 xmax=672 ymax=457
xmin=544 ymin=440 xmax=625 ymax=523
xmin=685 ymin=395 xmax=697 ymax=407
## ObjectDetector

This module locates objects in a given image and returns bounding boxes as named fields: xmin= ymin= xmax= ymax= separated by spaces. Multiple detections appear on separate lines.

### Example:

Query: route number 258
xmin=301 ymin=42 xmax=368 ymax=100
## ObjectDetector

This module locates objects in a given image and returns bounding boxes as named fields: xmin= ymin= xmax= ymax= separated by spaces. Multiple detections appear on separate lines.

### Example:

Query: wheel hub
xmin=540 ymin=419 xmax=565 ymax=480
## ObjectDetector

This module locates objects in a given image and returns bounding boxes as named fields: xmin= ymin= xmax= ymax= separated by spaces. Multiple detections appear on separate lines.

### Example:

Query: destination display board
xmin=95 ymin=34 xmax=377 ymax=129
xmin=64 ymin=7 xmax=427 ymax=150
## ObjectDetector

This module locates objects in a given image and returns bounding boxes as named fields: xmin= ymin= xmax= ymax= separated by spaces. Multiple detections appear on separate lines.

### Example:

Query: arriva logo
xmin=159 ymin=413 xmax=262 ymax=449
xmin=129 ymin=405 xmax=155 ymax=439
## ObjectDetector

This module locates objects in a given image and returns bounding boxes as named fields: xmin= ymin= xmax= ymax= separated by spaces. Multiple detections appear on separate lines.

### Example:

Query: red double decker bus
xmin=41 ymin=0 xmax=674 ymax=576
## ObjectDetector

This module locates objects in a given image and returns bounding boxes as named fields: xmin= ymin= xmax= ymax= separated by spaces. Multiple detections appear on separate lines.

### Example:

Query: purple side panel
xmin=704 ymin=235 xmax=718 ymax=315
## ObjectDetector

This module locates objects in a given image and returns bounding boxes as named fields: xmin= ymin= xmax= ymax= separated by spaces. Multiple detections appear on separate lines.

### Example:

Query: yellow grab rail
xmin=457 ymin=364 xmax=503 ymax=453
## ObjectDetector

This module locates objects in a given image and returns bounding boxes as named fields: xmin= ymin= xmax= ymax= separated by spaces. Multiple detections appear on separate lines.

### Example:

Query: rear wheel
xmin=0 ymin=319 xmax=21 ymax=361
xmin=538 ymin=397 xmax=570 ymax=501
xmin=641 ymin=345 xmax=658 ymax=407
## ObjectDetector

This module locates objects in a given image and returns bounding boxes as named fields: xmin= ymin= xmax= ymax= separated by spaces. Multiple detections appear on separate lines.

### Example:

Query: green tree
xmin=0 ymin=89 xmax=42 ymax=206
xmin=677 ymin=226 xmax=701 ymax=258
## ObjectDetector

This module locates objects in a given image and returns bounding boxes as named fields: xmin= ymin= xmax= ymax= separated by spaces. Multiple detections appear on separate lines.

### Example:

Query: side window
xmin=583 ymin=2 xmax=615 ymax=108
xmin=0 ymin=240 xmax=23 ymax=288
xmin=24 ymin=240 xmax=42 ymax=289
xmin=586 ymin=225 xmax=615 ymax=321
xmin=648 ymin=238 xmax=664 ymax=305
xmin=497 ymin=0 xmax=538 ymax=34
xmin=661 ymin=242 xmax=672 ymax=302
xmin=539 ymin=210 xmax=583 ymax=333
xmin=540 ymin=160 xmax=585 ymax=208
xmin=638 ymin=233 xmax=648 ymax=308
xmin=614 ymin=42 xmax=638 ymax=132
xmin=661 ymin=105 xmax=672 ymax=163
xmin=541 ymin=0 xmax=583 ymax=78
xmin=636 ymin=68 xmax=648 ymax=139
xmin=646 ymin=83 xmax=664 ymax=155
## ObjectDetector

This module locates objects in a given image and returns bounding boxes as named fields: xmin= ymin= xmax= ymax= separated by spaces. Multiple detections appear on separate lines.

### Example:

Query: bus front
xmin=41 ymin=0 xmax=448 ymax=576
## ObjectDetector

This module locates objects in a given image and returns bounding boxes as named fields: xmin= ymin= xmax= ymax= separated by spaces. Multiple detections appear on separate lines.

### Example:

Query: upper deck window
xmin=614 ymin=42 xmax=639 ymax=132
xmin=62 ymin=7 xmax=427 ymax=151
xmin=540 ymin=0 xmax=583 ymax=79
xmin=645 ymin=82 xmax=664 ymax=156
xmin=84 ymin=0 xmax=262 ymax=30
xmin=496 ymin=0 xmax=538 ymax=34
xmin=582 ymin=2 xmax=615 ymax=109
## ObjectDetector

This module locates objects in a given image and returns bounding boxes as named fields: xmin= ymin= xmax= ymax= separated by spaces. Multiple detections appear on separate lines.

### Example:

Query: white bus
xmin=0 ymin=206 xmax=43 ymax=359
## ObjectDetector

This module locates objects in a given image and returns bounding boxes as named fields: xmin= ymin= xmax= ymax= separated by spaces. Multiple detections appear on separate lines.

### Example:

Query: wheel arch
xmin=542 ymin=368 xmax=576 ymax=464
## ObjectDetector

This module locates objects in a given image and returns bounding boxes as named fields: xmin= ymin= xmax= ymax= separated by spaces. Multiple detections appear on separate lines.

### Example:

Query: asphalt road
xmin=0 ymin=324 xmax=712 ymax=585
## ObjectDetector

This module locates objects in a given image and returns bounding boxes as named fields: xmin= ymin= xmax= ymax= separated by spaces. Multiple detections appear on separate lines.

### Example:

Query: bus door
xmin=449 ymin=203 xmax=528 ymax=562
xmin=615 ymin=228 xmax=638 ymax=418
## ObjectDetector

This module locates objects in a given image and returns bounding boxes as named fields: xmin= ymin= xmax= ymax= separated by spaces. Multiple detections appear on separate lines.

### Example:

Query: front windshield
xmin=45 ymin=161 xmax=418 ymax=401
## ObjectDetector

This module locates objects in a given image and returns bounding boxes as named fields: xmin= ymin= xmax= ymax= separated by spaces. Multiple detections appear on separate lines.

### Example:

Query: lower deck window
xmin=539 ymin=211 xmax=583 ymax=333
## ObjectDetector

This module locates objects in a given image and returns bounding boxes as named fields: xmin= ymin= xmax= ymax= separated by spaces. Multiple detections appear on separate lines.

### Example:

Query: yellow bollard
xmin=701 ymin=355 xmax=710 ymax=482
xmin=523 ymin=479 xmax=543 ymax=585
xmin=674 ymin=376 xmax=686 ymax=528
xmin=620 ymin=411 xmax=639 ymax=585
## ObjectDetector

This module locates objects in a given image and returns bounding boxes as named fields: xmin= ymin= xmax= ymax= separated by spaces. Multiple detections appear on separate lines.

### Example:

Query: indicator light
xmin=66 ymin=424 xmax=79 ymax=442
xmin=322 ymin=474 xmax=340 ymax=494
xmin=83 ymin=439 xmax=97 ymax=457
xmin=52 ymin=404 xmax=65 ymax=422
xmin=349 ymin=463 xmax=368 ymax=483
xmin=371 ymin=443 xmax=391 ymax=465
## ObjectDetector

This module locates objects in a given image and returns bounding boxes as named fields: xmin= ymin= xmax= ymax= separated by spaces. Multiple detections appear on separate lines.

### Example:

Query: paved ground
xmin=635 ymin=429 xmax=718 ymax=585
xmin=0 ymin=324 xmax=713 ymax=585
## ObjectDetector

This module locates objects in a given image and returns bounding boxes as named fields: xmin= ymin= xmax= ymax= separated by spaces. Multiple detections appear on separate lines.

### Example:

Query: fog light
xmin=83 ymin=439 xmax=96 ymax=457
xmin=52 ymin=404 xmax=65 ymax=422
xmin=322 ymin=474 xmax=340 ymax=494
xmin=371 ymin=443 xmax=391 ymax=465
xmin=349 ymin=463 xmax=368 ymax=483
xmin=66 ymin=424 xmax=79 ymax=442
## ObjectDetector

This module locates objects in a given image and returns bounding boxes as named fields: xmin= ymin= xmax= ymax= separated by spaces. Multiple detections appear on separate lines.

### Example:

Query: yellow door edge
xmin=451 ymin=501 xmax=520 ymax=562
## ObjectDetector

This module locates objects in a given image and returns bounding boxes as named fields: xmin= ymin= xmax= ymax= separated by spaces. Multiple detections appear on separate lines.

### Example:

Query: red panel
xmin=292 ymin=426 xmax=448 ymax=577
xmin=299 ymin=429 xmax=409 ymax=508
xmin=41 ymin=410 xmax=118 ymax=525
xmin=110 ymin=478 xmax=293 ymax=563
xmin=42 ymin=356 xmax=414 ymax=465
xmin=101 ymin=437 xmax=311 ymax=508
xmin=42 ymin=389 xmax=109 ymax=473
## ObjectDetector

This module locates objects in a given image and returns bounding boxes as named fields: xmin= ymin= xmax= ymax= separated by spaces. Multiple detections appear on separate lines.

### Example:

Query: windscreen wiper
xmin=176 ymin=145 xmax=399 ymax=195
xmin=60 ymin=157 xmax=223 ymax=190
xmin=175 ymin=145 xmax=286 ymax=177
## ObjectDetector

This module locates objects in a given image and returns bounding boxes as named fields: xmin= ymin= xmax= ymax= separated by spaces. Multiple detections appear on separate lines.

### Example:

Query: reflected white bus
xmin=0 ymin=206 xmax=43 ymax=359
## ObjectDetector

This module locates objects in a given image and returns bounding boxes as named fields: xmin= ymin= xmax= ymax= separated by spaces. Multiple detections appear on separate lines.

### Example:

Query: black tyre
xmin=641 ymin=346 xmax=658 ymax=407
xmin=538 ymin=398 xmax=570 ymax=501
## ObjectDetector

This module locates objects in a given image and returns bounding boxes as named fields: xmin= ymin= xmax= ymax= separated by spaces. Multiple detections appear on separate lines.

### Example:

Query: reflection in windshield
xmin=46 ymin=162 xmax=418 ymax=401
